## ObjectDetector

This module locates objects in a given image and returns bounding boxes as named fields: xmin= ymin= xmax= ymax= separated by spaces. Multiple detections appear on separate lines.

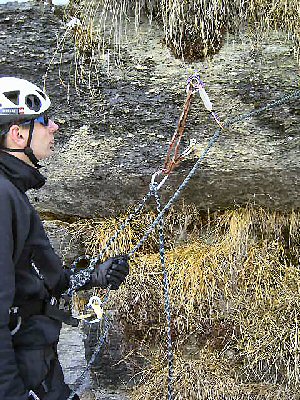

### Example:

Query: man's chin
xmin=38 ymin=151 xmax=54 ymax=161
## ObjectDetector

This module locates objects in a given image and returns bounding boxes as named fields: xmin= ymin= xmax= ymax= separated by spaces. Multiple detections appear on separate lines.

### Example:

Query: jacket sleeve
xmin=0 ymin=189 xmax=28 ymax=400
xmin=29 ymin=209 xmax=72 ymax=298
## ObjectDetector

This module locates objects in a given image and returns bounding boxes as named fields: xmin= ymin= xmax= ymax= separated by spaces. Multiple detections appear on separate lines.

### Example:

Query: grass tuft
xmin=69 ymin=205 xmax=300 ymax=398
xmin=65 ymin=0 xmax=300 ymax=70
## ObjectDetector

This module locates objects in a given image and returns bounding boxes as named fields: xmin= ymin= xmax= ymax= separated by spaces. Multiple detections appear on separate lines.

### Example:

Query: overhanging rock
xmin=0 ymin=3 xmax=299 ymax=218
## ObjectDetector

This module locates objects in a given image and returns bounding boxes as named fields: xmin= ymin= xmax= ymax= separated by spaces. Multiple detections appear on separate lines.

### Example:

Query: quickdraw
xmin=163 ymin=73 xmax=223 ymax=174
xmin=66 ymin=76 xmax=300 ymax=400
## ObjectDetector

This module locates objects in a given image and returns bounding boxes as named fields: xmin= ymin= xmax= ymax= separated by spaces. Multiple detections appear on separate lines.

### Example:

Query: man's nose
xmin=48 ymin=119 xmax=59 ymax=133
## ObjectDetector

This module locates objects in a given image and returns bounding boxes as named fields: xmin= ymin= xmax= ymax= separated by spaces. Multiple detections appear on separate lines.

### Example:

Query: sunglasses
xmin=20 ymin=114 xmax=50 ymax=127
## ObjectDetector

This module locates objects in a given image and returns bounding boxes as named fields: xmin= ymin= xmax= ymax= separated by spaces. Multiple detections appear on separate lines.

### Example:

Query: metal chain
xmin=151 ymin=182 xmax=174 ymax=400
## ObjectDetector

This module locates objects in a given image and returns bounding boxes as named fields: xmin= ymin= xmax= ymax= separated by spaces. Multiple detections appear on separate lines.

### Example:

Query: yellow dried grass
xmin=67 ymin=0 xmax=300 ymax=67
xmin=68 ymin=205 xmax=300 ymax=398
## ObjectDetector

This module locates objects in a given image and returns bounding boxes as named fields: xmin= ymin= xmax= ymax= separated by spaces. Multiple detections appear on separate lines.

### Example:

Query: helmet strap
xmin=0 ymin=120 xmax=41 ymax=169
xmin=23 ymin=147 xmax=41 ymax=169
xmin=26 ymin=119 xmax=34 ymax=147
xmin=23 ymin=120 xmax=41 ymax=168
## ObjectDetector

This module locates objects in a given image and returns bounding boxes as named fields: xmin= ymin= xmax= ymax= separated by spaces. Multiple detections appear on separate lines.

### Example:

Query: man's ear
xmin=8 ymin=125 xmax=28 ymax=148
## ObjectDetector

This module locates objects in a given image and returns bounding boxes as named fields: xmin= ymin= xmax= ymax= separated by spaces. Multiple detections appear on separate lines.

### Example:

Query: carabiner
xmin=151 ymin=170 xmax=168 ymax=191
xmin=83 ymin=295 xmax=104 ymax=324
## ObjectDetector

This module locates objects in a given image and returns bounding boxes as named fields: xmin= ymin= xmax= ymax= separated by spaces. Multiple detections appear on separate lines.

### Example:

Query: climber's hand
xmin=91 ymin=255 xmax=129 ymax=290
xmin=106 ymin=255 xmax=129 ymax=290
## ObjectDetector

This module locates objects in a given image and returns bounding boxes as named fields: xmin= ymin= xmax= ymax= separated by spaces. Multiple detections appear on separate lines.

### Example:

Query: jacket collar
xmin=0 ymin=151 xmax=46 ymax=192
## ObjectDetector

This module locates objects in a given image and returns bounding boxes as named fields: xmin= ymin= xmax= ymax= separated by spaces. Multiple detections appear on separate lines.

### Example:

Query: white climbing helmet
xmin=0 ymin=77 xmax=51 ymax=126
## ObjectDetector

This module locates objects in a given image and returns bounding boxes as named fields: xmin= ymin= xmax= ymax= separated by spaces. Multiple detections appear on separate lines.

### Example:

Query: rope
xmin=128 ymin=88 xmax=300 ymax=257
xmin=128 ymin=128 xmax=221 ymax=257
xmin=67 ymin=86 xmax=300 ymax=398
xmin=68 ymin=190 xmax=154 ymax=295
xmin=69 ymin=86 xmax=300 ymax=293
xmin=151 ymin=182 xmax=174 ymax=400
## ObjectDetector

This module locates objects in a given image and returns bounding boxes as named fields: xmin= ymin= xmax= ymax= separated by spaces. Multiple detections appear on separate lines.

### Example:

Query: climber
xmin=0 ymin=76 xmax=129 ymax=400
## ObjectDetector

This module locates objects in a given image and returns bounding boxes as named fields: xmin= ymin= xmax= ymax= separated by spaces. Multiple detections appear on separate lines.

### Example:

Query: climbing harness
xmin=9 ymin=297 xmax=79 ymax=337
xmin=66 ymin=74 xmax=300 ymax=399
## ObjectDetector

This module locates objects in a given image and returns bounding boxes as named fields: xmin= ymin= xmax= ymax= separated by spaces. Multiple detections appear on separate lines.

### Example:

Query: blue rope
xmin=68 ymin=191 xmax=153 ymax=295
xmin=151 ymin=182 xmax=174 ymax=400
xmin=67 ymin=87 xmax=300 ymax=398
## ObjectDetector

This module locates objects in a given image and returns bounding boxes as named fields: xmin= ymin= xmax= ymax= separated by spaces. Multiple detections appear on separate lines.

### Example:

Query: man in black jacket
xmin=0 ymin=77 xmax=129 ymax=400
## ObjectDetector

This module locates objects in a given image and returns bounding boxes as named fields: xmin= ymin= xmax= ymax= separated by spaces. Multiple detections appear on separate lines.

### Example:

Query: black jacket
xmin=0 ymin=151 xmax=71 ymax=400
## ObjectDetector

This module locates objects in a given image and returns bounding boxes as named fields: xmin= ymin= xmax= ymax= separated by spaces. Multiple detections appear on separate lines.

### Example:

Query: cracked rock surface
xmin=1 ymin=2 xmax=299 ymax=218
xmin=1 ymin=2 xmax=299 ymax=398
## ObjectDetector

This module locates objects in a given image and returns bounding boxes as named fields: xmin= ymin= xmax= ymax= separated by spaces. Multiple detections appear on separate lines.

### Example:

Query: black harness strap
xmin=10 ymin=299 xmax=79 ymax=331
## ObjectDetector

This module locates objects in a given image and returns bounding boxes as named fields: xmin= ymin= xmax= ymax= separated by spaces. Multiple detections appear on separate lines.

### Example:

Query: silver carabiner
xmin=29 ymin=390 xmax=41 ymax=400
xmin=150 ymin=170 xmax=168 ymax=192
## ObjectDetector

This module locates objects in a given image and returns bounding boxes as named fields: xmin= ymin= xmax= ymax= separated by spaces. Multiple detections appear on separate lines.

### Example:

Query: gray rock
xmin=58 ymin=324 xmax=90 ymax=391
xmin=43 ymin=220 xmax=85 ymax=264
xmin=2 ymin=3 xmax=299 ymax=396
xmin=58 ymin=324 xmax=129 ymax=399
xmin=1 ymin=4 xmax=299 ymax=218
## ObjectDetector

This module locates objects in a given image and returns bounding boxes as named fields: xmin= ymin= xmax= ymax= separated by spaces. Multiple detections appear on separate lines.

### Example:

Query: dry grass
xmin=67 ymin=202 xmax=204 ymax=259
xmin=159 ymin=0 xmax=300 ymax=60
xmin=65 ymin=0 xmax=300 ymax=69
xmin=130 ymin=349 xmax=297 ymax=399
xmin=68 ymin=205 xmax=300 ymax=398
xmin=54 ymin=0 xmax=300 ymax=90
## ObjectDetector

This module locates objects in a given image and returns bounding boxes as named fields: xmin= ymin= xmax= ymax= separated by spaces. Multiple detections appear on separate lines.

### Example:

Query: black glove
xmin=90 ymin=255 xmax=129 ymax=290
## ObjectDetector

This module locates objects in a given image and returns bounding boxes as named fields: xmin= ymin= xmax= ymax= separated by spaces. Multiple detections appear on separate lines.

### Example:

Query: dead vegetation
xmin=65 ymin=0 xmax=300 ymax=66
xmin=68 ymin=205 xmax=300 ymax=399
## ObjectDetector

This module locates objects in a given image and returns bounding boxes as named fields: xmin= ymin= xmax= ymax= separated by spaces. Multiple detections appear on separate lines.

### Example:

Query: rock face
xmin=0 ymin=3 xmax=299 ymax=220
xmin=1 ymin=4 xmax=299 ymax=397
